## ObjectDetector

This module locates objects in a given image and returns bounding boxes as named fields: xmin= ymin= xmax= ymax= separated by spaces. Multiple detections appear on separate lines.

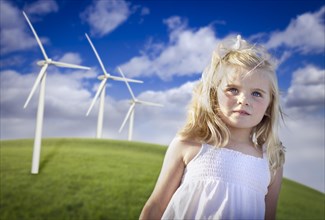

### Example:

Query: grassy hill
xmin=0 ymin=139 xmax=324 ymax=220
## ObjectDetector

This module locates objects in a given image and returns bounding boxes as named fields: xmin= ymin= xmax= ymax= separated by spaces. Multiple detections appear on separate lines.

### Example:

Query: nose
xmin=237 ymin=93 xmax=250 ymax=106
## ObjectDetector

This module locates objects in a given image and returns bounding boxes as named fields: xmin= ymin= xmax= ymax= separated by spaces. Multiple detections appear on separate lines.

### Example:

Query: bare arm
xmin=265 ymin=166 xmax=283 ymax=220
xmin=139 ymin=137 xmax=187 ymax=220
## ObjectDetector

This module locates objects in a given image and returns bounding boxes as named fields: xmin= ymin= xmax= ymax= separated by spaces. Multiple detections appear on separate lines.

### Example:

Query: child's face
xmin=217 ymin=69 xmax=271 ymax=131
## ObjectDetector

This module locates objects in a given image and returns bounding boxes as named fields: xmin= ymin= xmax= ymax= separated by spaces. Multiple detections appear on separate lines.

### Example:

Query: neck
xmin=227 ymin=127 xmax=253 ymax=146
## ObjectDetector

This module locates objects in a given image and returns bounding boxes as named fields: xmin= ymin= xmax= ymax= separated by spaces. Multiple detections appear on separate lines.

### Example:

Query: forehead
xmin=219 ymin=67 xmax=272 ymax=91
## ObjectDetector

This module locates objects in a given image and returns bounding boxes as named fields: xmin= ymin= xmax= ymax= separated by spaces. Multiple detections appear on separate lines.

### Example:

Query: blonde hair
xmin=179 ymin=35 xmax=285 ymax=174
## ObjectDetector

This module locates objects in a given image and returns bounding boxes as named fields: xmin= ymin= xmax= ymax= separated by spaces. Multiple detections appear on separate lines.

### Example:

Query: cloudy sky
xmin=0 ymin=0 xmax=324 ymax=192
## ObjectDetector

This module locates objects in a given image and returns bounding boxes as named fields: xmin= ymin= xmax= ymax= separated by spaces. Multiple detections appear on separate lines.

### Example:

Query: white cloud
xmin=164 ymin=16 xmax=187 ymax=32
xmin=57 ymin=53 xmax=83 ymax=65
xmin=265 ymin=6 xmax=325 ymax=54
xmin=0 ymin=63 xmax=96 ymax=116
xmin=81 ymin=0 xmax=131 ymax=37
xmin=285 ymin=65 xmax=325 ymax=108
xmin=24 ymin=0 xmax=59 ymax=15
xmin=140 ymin=7 xmax=150 ymax=16
xmin=0 ymin=65 xmax=96 ymax=138
xmin=0 ymin=0 xmax=57 ymax=56
xmin=138 ymin=80 xmax=195 ymax=109
xmin=0 ymin=1 xmax=39 ymax=54
xmin=119 ymin=16 xmax=219 ymax=80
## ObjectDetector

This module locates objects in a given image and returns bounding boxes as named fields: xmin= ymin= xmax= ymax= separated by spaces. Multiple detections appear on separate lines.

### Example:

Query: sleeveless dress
xmin=161 ymin=143 xmax=271 ymax=220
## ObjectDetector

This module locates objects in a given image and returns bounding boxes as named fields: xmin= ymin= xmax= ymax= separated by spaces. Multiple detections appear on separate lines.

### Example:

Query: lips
xmin=233 ymin=110 xmax=250 ymax=115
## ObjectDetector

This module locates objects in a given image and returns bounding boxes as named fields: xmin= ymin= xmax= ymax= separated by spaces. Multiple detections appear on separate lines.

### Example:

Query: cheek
xmin=255 ymin=99 xmax=270 ymax=115
xmin=218 ymin=92 xmax=234 ymax=108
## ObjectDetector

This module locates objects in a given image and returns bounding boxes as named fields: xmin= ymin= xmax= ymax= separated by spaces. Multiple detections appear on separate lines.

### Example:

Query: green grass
xmin=1 ymin=138 xmax=324 ymax=220
xmin=277 ymin=178 xmax=324 ymax=220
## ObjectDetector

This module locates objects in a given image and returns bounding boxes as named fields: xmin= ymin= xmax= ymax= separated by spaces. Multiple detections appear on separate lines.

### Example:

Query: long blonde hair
xmin=179 ymin=35 xmax=285 ymax=173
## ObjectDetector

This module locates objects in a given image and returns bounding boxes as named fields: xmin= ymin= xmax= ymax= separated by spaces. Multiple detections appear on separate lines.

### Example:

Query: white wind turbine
xmin=118 ymin=67 xmax=163 ymax=141
xmin=85 ymin=33 xmax=143 ymax=138
xmin=22 ymin=11 xmax=90 ymax=174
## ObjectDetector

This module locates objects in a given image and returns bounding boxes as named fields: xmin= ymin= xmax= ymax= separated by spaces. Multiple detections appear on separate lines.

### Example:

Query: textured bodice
xmin=182 ymin=144 xmax=270 ymax=194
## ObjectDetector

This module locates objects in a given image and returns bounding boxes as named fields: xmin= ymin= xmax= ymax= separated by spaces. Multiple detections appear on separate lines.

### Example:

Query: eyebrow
xmin=225 ymin=84 xmax=238 ymax=88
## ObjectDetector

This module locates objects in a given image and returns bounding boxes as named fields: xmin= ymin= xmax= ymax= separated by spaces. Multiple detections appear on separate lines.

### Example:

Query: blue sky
xmin=1 ymin=0 xmax=324 ymax=192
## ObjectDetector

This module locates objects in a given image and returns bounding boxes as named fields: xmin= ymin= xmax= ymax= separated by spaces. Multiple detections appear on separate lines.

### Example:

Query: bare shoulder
xmin=169 ymin=136 xmax=202 ymax=166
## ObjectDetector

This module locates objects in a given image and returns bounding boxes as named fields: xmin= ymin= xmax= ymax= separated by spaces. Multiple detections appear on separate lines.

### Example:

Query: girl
xmin=140 ymin=35 xmax=285 ymax=220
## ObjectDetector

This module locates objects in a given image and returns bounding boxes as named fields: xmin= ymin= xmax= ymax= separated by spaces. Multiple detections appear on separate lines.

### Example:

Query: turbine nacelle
xmin=97 ymin=75 xmax=107 ymax=80
xmin=37 ymin=59 xmax=51 ymax=66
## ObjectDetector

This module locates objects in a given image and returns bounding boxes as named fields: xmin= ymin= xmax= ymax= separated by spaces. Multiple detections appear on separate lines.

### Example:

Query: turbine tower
xmin=118 ymin=67 xmax=163 ymax=141
xmin=85 ymin=34 xmax=143 ymax=139
xmin=22 ymin=11 xmax=90 ymax=174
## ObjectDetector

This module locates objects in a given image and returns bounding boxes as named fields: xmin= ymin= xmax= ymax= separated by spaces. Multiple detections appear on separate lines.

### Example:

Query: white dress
xmin=162 ymin=143 xmax=271 ymax=220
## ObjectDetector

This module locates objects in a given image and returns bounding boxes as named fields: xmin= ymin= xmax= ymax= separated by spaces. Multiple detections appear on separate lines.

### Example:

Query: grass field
xmin=1 ymin=138 xmax=324 ymax=220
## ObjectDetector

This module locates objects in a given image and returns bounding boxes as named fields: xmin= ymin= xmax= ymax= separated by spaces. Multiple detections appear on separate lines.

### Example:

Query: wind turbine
xmin=22 ymin=11 xmax=90 ymax=174
xmin=85 ymin=33 xmax=143 ymax=139
xmin=118 ymin=67 xmax=163 ymax=141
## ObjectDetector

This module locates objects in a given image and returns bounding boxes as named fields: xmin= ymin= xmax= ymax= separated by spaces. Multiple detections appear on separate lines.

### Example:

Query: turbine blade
xmin=24 ymin=64 xmax=48 ymax=108
xmin=85 ymin=33 xmax=107 ymax=75
xmin=138 ymin=100 xmax=164 ymax=107
xmin=86 ymin=79 xmax=107 ymax=116
xmin=119 ymin=103 xmax=136 ymax=133
xmin=22 ymin=11 xmax=48 ymax=60
xmin=51 ymin=60 xmax=90 ymax=70
xmin=109 ymin=75 xmax=143 ymax=84
xmin=117 ymin=67 xmax=136 ymax=100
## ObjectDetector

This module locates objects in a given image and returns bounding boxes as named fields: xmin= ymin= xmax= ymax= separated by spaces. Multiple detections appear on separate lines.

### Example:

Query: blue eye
xmin=252 ymin=91 xmax=262 ymax=97
xmin=227 ymin=88 xmax=238 ymax=94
